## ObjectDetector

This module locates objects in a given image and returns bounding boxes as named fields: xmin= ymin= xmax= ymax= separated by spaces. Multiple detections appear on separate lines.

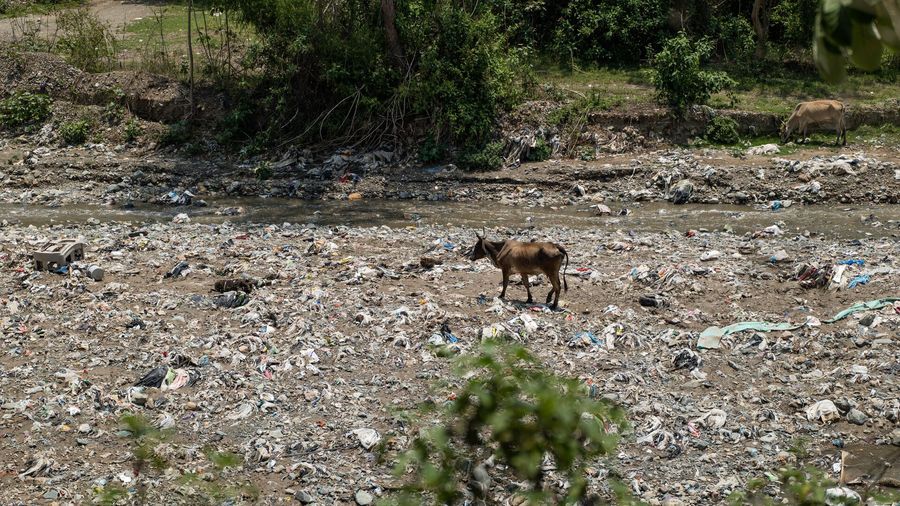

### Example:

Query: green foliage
xmin=253 ymin=161 xmax=273 ymax=180
xmin=0 ymin=91 xmax=52 ymax=131
xmin=716 ymin=16 xmax=756 ymax=68
xmin=59 ymin=118 xmax=92 ymax=145
xmin=124 ymin=118 xmax=142 ymax=143
xmin=553 ymin=0 xmax=669 ymax=66
xmin=418 ymin=135 xmax=447 ymax=164
xmin=705 ymin=115 xmax=740 ymax=144
xmin=771 ymin=0 xmax=819 ymax=47
xmin=160 ymin=120 xmax=192 ymax=146
xmin=56 ymin=7 xmax=117 ymax=72
xmin=458 ymin=141 xmax=505 ymax=171
xmin=212 ymin=0 xmax=525 ymax=152
xmin=525 ymin=138 xmax=552 ymax=161
xmin=726 ymin=465 xmax=900 ymax=505
xmin=651 ymin=33 xmax=737 ymax=115
xmin=815 ymin=0 xmax=900 ymax=82
xmin=390 ymin=341 xmax=627 ymax=504
xmin=405 ymin=4 xmax=525 ymax=145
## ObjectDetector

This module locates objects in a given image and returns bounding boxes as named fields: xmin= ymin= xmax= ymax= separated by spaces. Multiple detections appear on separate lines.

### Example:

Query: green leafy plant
xmin=124 ymin=117 xmax=142 ymax=142
xmin=59 ymin=118 xmax=91 ymax=145
xmin=0 ymin=91 xmax=52 ymax=131
xmin=814 ymin=0 xmax=900 ymax=82
xmin=525 ymin=138 xmax=552 ymax=162
xmin=388 ymin=341 xmax=628 ymax=504
xmin=651 ymin=33 xmax=736 ymax=115
xmin=553 ymin=0 xmax=669 ymax=66
xmin=160 ymin=120 xmax=191 ymax=146
xmin=253 ymin=161 xmax=273 ymax=180
xmin=56 ymin=7 xmax=118 ymax=72
xmin=419 ymin=134 xmax=447 ymax=164
xmin=458 ymin=141 xmax=505 ymax=171
xmin=705 ymin=115 xmax=741 ymax=144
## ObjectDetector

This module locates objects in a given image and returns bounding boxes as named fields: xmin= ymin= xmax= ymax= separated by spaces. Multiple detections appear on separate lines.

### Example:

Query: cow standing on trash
xmin=467 ymin=228 xmax=568 ymax=309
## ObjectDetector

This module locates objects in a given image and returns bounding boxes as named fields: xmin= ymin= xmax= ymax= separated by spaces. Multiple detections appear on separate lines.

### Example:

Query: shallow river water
xmin=1 ymin=199 xmax=898 ymax=240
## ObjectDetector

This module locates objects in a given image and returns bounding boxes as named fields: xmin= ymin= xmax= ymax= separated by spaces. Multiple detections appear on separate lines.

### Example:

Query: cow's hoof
xmin=526 ymin=298 xmax=533 ymax=304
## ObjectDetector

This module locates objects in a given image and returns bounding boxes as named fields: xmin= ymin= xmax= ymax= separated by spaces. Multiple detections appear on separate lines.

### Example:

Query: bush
xmin=458 ymin=141 xmax=505 ymax=171
xmin=553 ymin=0 xmax=669 ymax=66
xmin=418 ymin=134 xmax=447 ymax=164
xmin=0 ymin=91 xmax=52 ymax=131
xmin=390 ymin=341 xmax=627 ymax=504
xmin=123 ymin=118 xmax=142 ymax=142
xmin=705 ymin=115 xmax=740 ymax=144
xmin=252 ymin=161 xmax=272 ymax=180
xmin=160 ymin=120 xmax=191 ymax=146
xmin=58 ymin=119 xmax=91 ymax=145
xmin=651 ymin=33 xmax=736 ymax=115
xmin=525 ymin=138 xmax=552 ymax=161
xmin=215 ymin=0 xmax=526 ymax=152
xmin=56 ymin=7 xmax=117 ymax=72
xmin=715 ymin=16 xmax=755 ymax=68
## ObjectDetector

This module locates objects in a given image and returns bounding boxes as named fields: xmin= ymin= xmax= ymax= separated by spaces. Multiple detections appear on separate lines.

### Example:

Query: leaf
xmin=849 ymin=20 xmax=884 ymax=69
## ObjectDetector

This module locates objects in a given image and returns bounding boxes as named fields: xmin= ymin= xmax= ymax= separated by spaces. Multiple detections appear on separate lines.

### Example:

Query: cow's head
xmin=779 ymin=120 xmax=789 ymax=143
xmin=468 ymin=228 xmax=488 ymax=261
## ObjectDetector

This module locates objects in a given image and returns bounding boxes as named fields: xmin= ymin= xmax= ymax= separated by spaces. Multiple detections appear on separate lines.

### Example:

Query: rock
xmin=78 ymin=423 xmax=91 ymax=433
xmin=355 ymin=490 xmax=373 ymax=505
xmin=671 ymin=179 xmax=693 ymax=205
xmin=573 ymin=184 xmax=586 ymax=197
xmin=352 ymin=428 xmax=381 ymax=450
xmin=846 ymin=409 xmax=868 ymax=425
xmin=296 ymin=491 xmax=315 ymax=503
xmin=747 ymin=143 xmax=780 ymax=156
xmin=348 ymin=192 xmax=363 ymax=201
xmin=700 ymin=250 xmax=721 ymax=262
xmin=594 ymin=204 xmax=612 ymax=215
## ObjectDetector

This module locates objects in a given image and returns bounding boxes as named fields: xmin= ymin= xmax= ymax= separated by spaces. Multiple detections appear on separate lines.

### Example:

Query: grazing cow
xmin=468 ymin=230 xmax=568 ymax=308
xmin=781 ymin=100 xmax=846 ymax=145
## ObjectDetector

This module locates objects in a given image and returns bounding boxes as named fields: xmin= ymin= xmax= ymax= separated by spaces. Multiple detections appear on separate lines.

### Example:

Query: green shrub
xmin=705 ymin=115 xmax=740 ymax=144
xmin=160 ymin=120 xmax=191 ymax=146
xmin=525 ymin=138 xmax=552 ymax=161
xmin=418 ymin=134 xmax=447 ymax=164
xmin=390 ymin=341 xmax=627 ymax=504
xmin=56 ymin=7 xmax=117 ymax=72
xmin=123 ymin=118 xmax=142 ymax=142
xmin=716 ymin=16 xmax=756 ymax=68
xmin=651 ymin=33 xmax=737 ymax=115
xmin=458 ymin=141 xmax=505 ymax=171
xmin=59 ymin=119 xmax=91 ymax=145
xmin=216 ymin=0 xmax=526 ymax=151
xmin=0 ymin=91 xmax=52 ymax=131
xmin=553 ymin=0 xmax=669 ymax=66
xmin=252 ymin=161 xmax=272 ymax=180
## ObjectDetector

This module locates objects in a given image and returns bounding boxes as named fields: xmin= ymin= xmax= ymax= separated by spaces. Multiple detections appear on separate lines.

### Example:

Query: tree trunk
xmin=381 ymin=0 xmax=404 ymax=68
xmin=751 ymin=0 xmax=769 ymax=59
xmin=187 ymin=0 xmax=195 ymax=117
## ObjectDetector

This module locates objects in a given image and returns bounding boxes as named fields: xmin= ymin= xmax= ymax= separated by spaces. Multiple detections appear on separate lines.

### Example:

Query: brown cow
xmin=468 ymin=230 xmax=568 ymax=308
xmin=781 ymin=100 xmax=847 ymax=145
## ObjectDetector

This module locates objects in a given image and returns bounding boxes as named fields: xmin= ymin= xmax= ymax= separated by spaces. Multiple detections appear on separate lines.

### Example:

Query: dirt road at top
xmin=0 ymin=0 xmax=157 ymax=41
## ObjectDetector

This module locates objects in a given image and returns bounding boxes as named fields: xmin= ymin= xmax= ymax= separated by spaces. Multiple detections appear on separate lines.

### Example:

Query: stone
xmin=846 ymin=409 xmax=868 ymax=425
xmin=355 ymin=490 xmax=373 ymax=505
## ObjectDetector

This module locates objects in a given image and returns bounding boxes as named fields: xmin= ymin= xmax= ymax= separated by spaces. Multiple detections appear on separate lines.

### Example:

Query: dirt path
xmin=0 ymin=0 xmax=158 ymax=41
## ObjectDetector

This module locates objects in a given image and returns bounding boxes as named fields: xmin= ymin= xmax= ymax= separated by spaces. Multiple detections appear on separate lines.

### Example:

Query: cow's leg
xmin=499 ymin=269 xmax=509 ymax=299
xmin=548 ymin=270 xmax=561 ymax=308
xmin=522 ymin=274 xmax=533 ymax=303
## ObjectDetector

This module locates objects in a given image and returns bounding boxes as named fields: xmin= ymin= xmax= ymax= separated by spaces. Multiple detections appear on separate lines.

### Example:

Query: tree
xmin=814 ymin=0 xmax=900 ymax=82
xmin=751 ymin=0 xmax=770 ymax=58
xmin=381 ymin=0 xmax=404 ymax=68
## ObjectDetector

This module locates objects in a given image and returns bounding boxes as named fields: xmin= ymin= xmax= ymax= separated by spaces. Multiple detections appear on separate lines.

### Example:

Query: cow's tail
xmin=559 ymin=245 xmax=569 ymax=292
